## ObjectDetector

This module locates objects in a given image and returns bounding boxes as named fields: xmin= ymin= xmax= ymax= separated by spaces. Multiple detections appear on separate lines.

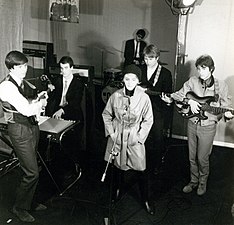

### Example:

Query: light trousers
xmin=187 ymin=120 xmax=217 ymax=184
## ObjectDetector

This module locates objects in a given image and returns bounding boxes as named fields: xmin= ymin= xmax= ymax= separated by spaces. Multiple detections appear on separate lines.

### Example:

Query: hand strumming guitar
xmin=187 ymin=99 xmax=201 ymax=114
xmin=32 ymin=91 xmax=48 ymax=110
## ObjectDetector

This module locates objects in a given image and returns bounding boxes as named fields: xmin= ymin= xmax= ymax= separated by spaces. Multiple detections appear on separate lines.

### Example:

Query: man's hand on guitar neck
xmin=224 ymin=111 xmax=234 ymax=121
xmin=161 ymin=92 xmax=173 ymax=105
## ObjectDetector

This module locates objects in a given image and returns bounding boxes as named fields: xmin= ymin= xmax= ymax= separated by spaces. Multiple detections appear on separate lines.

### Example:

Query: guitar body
xmin=175 ymin=102 xmax=208 ymax=120
xmin=175 ymin=92 xmax=216 ymax=120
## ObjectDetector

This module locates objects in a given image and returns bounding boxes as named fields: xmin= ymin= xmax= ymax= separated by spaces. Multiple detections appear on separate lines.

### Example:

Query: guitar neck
xmin=202 ymin=104 xmax=234 ymax=115
xmin=145 ymin=89 xmax=171 ymax=97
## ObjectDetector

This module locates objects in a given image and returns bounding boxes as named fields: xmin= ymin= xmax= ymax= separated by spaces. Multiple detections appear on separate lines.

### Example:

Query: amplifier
xmin=23 ymin=40 xmax=56 ymax=73
xmin=49 ymin=64 xmax=94 ymax=85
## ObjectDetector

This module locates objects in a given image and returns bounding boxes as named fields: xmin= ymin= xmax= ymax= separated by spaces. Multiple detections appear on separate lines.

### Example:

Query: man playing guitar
xmin=161 ymin=54 xmax=233 ymax=196
xmin=0 ymin=51 xmax=48 ymax=222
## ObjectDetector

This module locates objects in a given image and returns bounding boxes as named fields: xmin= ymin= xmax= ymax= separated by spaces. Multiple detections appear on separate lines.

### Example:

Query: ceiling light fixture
xmin=166 ymin=0 xmax=197 ymax=15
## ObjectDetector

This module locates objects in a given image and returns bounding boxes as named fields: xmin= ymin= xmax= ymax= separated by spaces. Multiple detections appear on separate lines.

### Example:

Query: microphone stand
xmin=101 ymin=101 xmax=129 ymax=225
xmin=101 ymin=135 xmax=118 ymax=225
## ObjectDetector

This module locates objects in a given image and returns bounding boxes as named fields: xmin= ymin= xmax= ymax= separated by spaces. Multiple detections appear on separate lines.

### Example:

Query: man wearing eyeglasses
xmin=123 ymin=29 xmax=147 ymax=67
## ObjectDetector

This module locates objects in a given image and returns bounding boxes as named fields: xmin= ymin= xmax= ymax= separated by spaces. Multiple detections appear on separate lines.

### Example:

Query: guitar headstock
xmin=40 ymin=74 xmax=51 ymax=84
xmin=40 ymin=74 xmax=55 ymax=92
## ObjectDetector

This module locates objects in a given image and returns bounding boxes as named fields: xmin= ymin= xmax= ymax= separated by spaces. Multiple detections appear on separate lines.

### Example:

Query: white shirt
xmin=0 ymin=76 xmax=42 ymax=117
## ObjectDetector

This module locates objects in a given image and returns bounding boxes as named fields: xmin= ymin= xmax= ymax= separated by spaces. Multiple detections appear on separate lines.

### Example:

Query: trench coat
xmin=102 ymin=86 xmax=153 ymax=171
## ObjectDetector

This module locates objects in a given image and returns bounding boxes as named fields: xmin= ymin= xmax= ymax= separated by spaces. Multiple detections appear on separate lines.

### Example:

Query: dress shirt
xmin=0 ymin=75 xmax=42 ymax=117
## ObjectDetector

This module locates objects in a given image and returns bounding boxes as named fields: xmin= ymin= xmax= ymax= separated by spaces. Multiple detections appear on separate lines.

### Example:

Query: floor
xmin=0 ymin=128 xmax=234 ymax=225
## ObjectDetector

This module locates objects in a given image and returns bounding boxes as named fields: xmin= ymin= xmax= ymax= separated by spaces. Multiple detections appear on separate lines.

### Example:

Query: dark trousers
xmin=146 ymin=117 xmax=164 ymax=171
xmin=8 ymin=123 xmax=40 ymax=210
xmin=62 ymin=122 xmax=84 ymax=163
xmin=112 ymin=167 xmax=150 ymax=202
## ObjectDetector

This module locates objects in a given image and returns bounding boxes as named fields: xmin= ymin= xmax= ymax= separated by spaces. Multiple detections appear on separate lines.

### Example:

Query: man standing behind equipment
xmin=123 ymin=29 xmax=147 ymax=67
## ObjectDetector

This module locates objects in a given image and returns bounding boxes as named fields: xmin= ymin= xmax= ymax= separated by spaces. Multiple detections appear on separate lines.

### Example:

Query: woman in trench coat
xmin=102 ymin=64 xmax=154 ymax=215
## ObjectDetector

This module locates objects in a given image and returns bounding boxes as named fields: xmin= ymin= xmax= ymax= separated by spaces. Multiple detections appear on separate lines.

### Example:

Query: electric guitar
xmin=142 ymin=87 xmax=234 ymax=120
xmin=28 ymin=75 xmax=55 ymax=125
xmin=176 ymin=91 xmax=234 ymax=120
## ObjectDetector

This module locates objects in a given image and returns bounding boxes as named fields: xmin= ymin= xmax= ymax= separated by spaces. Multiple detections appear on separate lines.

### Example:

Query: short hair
xmin=136 ymin=29 xmax=146 ymax=39
xmin=59 ymin=56 xmax=74 ymax=68
xmin=5 ymin=51 xmax=28 ymax=70
xmin=143 ymin=44 xmax=160 ymax=58
xmin=195 ymin=55 xmax=215 ymax=73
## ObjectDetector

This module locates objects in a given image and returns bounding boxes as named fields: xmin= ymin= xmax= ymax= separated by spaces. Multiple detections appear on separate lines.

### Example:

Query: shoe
xmin=143 ymin=201 xmax=155 ymax=215
xmin=197 ymin=183 xmax=207 ymax=196
xmin=12 ymin=206 xmax=35 ymax=222
xmin=33 ymin=203 xmax=47 ymax=211
xmin=182 ymin=182 xmax=198 ymax=193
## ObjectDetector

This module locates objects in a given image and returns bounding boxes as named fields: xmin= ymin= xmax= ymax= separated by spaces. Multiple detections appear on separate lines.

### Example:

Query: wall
xmin=23 ymin=0 xmax=177 ymax=77
xmin=172 ymin=0 xmax=234 ymax=147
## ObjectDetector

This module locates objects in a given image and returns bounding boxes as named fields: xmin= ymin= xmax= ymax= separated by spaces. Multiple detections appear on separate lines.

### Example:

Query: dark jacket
xmin=46 ymin=75 xmax=85 ymax=122
xmin=141 ymin=64 xmax=173 ymax=116
xmin=124 ymin=39 xmax=147 ymax=67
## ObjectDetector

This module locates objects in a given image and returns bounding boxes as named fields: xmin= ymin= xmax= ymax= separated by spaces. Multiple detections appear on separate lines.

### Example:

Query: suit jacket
xmin=124 ymin=39 xmax=147 ymax=67
xmin=46 ymin=75 xmax=85 ymax=122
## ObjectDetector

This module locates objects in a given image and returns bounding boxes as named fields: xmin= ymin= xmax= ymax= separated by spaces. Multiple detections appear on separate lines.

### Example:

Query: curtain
xmin=0 ymin=0 xmax=24 ymax=130
xmin=0 ymin=0 xmax=24 ymax=80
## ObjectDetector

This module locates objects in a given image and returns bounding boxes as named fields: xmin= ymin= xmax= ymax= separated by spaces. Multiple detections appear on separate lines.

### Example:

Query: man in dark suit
xmin=46 ymin=56 xmax=85 ymax=162
xmin=123 ymin=29 xmax=147 ymax=67
xmin=46 ymin=56 xmax=84 ymax=122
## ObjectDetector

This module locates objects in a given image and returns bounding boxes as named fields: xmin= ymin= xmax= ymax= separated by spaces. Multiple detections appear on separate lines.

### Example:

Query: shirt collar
xmin=9 ymin=73 xmax=22 ymax=86
xmin=63 ymin=74 xmax=73 ymax=83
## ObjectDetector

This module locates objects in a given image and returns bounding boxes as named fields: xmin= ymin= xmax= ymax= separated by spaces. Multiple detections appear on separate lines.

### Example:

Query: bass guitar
xmin=176 ymin=91 xmax=234 ymax=120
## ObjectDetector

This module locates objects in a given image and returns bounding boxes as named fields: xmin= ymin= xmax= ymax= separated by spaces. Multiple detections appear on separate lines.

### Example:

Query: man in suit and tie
xmin=46 ymin=56 xmax=84 ymax=122
xmin=46 ymin=56 xmax=85 ymax=161
xmin=123 ymin=29 xmax=147 ymax=67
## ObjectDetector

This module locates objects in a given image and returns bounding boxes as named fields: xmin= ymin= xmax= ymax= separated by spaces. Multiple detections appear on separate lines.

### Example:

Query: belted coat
xmin=102 ymin=86 xmax=153 ymax=171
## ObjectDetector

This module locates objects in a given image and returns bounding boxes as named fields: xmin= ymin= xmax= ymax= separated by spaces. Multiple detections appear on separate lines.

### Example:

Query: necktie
xmin=61 ymin=80 xmax=68 ymax=106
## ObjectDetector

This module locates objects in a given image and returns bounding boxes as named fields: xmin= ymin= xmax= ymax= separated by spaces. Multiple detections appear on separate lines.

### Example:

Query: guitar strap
xmin=153 ymin=65 xmax=162 ymax=86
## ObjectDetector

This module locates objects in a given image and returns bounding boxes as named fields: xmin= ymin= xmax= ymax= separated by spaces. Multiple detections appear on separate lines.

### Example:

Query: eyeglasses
xmin=137 ymin=35 xmax=143 ymax=39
